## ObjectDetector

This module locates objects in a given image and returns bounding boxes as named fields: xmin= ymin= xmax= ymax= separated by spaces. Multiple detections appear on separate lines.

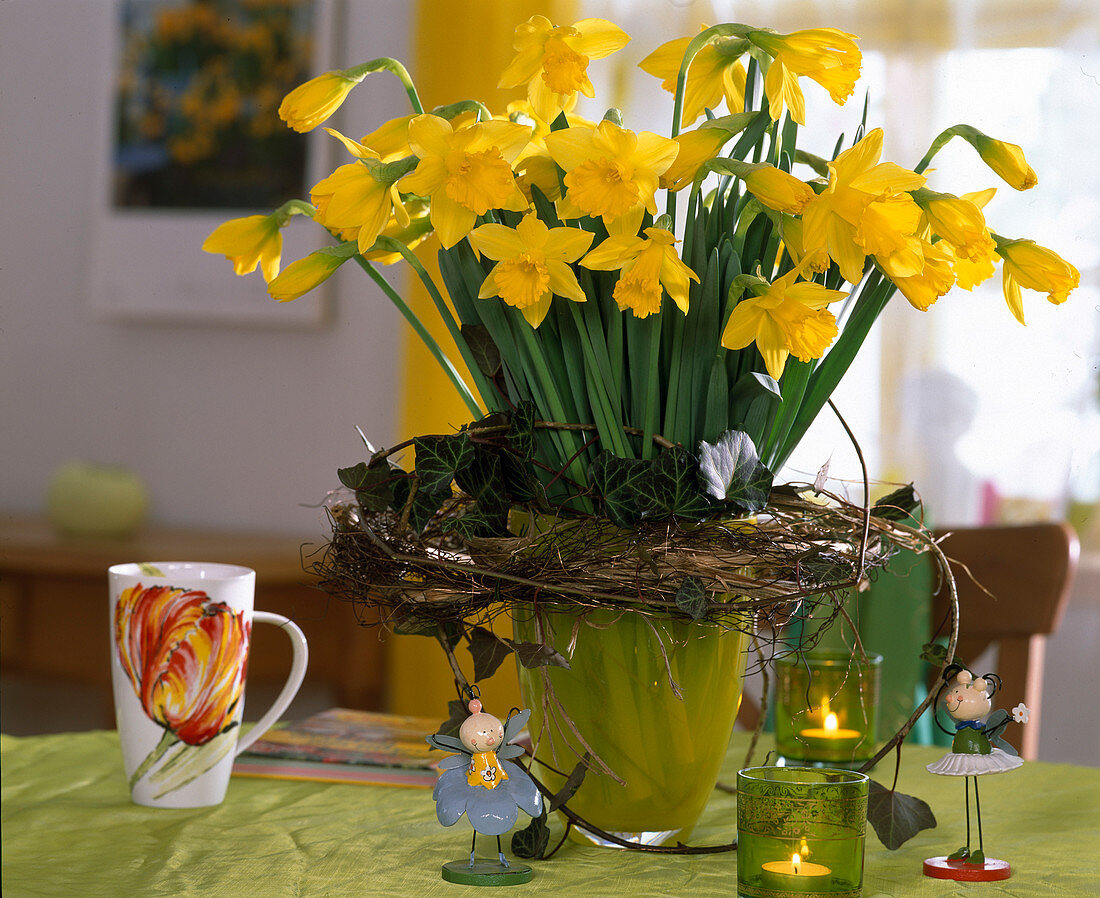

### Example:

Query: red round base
xmin=924 ymin=856 xmax=1011 ymax=881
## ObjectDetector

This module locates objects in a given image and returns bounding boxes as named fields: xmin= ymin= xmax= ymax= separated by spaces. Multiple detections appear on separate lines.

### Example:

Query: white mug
xmin=108 ymin=562 xmax=308 ymax=808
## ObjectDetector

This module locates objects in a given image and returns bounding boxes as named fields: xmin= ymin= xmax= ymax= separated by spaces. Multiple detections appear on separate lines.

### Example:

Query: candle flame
xmin=825 ymin=712 xmax=839 ymax=732
xmin=791 ymin=853 xmax=800 ymax=874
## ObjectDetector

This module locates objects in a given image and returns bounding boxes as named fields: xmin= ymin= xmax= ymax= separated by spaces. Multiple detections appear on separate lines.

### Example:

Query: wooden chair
xmin=931 ymin=522 xmax=1080 ymax=760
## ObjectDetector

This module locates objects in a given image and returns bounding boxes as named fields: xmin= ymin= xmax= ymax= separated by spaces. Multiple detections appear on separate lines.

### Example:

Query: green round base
xmin=441 ymin=860 xmax=534 ymax=886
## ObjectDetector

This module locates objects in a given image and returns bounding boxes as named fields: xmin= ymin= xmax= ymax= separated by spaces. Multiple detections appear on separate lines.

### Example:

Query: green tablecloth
xmin=3 ymin=730 xmax=1098 ymax=896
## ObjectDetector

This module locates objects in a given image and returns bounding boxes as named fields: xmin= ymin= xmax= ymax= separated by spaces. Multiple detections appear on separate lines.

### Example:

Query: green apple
xmin=47 ymin=461 xmax=149 ymax=539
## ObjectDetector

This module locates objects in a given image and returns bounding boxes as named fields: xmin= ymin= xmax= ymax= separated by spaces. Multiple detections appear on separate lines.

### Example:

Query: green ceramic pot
xmin=513 ymin=605 xmax=749 ymax=846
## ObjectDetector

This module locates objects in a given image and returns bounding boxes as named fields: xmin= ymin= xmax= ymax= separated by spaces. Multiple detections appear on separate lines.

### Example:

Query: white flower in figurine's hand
xmin=1012 ymin=702 xmax=1030 ymax=724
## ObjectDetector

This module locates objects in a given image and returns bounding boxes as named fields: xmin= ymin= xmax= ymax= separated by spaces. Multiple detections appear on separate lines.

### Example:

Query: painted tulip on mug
xmin=115 ymin=584 xmax=249 ymax=750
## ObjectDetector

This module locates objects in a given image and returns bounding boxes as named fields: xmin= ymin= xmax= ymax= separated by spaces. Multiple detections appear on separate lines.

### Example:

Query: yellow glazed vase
xmin=513 ymin=605 xmax=749 ymax=846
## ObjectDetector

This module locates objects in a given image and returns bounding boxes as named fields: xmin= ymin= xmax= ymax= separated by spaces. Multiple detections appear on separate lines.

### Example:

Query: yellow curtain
xmin=386 ymin=0 xmax=576 ymax=718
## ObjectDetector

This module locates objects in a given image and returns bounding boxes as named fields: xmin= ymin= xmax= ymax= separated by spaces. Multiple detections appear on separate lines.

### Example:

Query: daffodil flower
xmin=399 ymin=114 xmax=532 ymax=249
xmin=719 ymin=159 xmax=815 ymax=214
xmin=312 ymin=129 xmax=414 ymax=254
xmin=967 ymin=131 xmax=1038 ymax=191
xmin=660 ymin=127 xmax=732 ymax=191
xmin=499 ymin=16 xmax=630 ymax=123
xmin=581 ymin=227 xmax=698 ymax=318
xmin=202 ymin=200 xmax=314 ymax=282
xmin=801 ymin=128 xmax=925 ymax=284
xmin=747 ymin=28 xmax=861 ymax=124
xmin=639 ymin=29 xmax=748 ymax=127
xmin=889 ymin=239 xmax=956 ymax=311
xmin=994 ymin=236 xmax=1080 ymax=324
xmin=720 ymin=267 xmax=847 ymax=380
xmin=469 ymin=212 xmax=593 ymax=328
xmin=363 ymin=198 xmax=433 ymax=266
xmin=945 ymin=189 xmax=999 ymax=290
xmin=546 ymin=120 xmax=679 ymax=236
xmin=913 ymin=188 xmax=995 ymax=263
xmin=279 ymin=70 xmax=363 ymax=133
xmin=268 ymin=245 xmax=355 ymax=302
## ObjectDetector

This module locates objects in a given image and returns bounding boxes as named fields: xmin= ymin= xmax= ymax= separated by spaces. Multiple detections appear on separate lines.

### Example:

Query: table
xmin=0 ymin=513 xmax=385 ymax=717
xmin=3 ymin=731 xmax=1098 ymax=897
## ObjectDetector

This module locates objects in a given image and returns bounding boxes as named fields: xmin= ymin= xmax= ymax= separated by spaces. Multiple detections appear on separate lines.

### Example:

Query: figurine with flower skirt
xmin=923 ymin=663 xmax=1030 ymax=882
xmin=427 ymin=696 xmax=543 ymax=886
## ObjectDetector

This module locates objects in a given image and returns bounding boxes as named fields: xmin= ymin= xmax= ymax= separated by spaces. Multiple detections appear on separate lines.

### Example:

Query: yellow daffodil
xmin=581 ymin=227 xmax=698 ymax=318
xmin=363 ymin=199 xmax=433 ymax=266
xmin=355 ymin=114 xmax=414 ymax=162
xmin=469 ymin=212 xmax=593 ymax=327
xmin=267 ymin=248 xmax=351 ymax=302
xmin=546 ymin=120 xmax=679 ymax=235
xmin=780 ymin=218 xmax=831 ymax=274
xmin=499 ymin=16 xmax=630 ymax=124
xmin=202 ymin=214 xmax=283 ymax=282
xmin=856 ymin=193 xmax=925 ymax=279
xmin=734 ymin=161 xmax=814 ymax=215
xmin=747 ymin=28 xmax=861 ymax=124
xmin=638 ymin=30 xmax=747 ymax=127
xmin=720 ymin=267 xmax=847 ymax=379
xmin=970 ymin=132 xmax=1037 ymax=191
xmin=660 ymin=127 xmax=731 ymax=191
xmin=399 ymin=114 xmax=532 ymax=249
xmin=801 ymin=128 xmax=925 ymax=283
xmin=944 ymin=188 xmax=998 ymax=290
xmin=202 ymin=201 xmax=315 ymax=282
xmin=890 ymin=239 xmax=956 ymax=311
xmin=913 ymin=188 xmax=995 ymax=262
xmin=279 ymin=70 xmax=363 ymax=133
xmin=994 ymin=236 xmax=1080 ymax=324
xmin=310 ymin=160 xmax=410 ymax=254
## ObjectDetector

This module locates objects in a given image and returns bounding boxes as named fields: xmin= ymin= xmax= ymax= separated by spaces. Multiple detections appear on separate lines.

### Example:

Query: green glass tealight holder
xmin=737 ymin=766 xmax=870 ymax=898
xmin=774 ymin=652 xmax=882 ymax=765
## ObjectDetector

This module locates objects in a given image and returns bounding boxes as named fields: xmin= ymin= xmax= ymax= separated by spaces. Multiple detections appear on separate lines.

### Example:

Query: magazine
xmin=232 ymin=708 xmax=443 ymax=788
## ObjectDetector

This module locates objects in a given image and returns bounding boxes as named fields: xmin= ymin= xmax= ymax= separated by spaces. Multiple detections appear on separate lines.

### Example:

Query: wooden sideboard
xmin=0 ymin=513 xmax=385 ymax=722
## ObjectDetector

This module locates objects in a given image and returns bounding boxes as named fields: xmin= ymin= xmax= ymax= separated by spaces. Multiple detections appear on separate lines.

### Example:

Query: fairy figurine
xmin=923 ymin=663 xmax=1030 ymax=881
xmin=427 ymin=696 xmax=543 ymax=886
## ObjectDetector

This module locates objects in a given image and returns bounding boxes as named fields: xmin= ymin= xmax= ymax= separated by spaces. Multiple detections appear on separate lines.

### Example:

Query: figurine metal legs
xmin=467 ymin=833 xmax=509 ymax=869
xmin=947 ymin=776 xmax=986 ymax=864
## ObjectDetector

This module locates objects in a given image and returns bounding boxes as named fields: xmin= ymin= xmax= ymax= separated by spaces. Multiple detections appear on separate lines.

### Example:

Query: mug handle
xmin=234 ymin=611 xmax=309 ymax=756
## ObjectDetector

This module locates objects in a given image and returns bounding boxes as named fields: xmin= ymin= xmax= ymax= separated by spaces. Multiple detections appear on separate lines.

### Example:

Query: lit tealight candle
xmin=799 ymin=711 xmax=862 ymax=744
xmin=761 ymin=852 xmax=832 ymax=890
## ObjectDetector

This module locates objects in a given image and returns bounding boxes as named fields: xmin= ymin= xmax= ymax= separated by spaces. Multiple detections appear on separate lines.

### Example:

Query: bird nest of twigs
xmin=311 ymin=479 xmax=928 ymax=635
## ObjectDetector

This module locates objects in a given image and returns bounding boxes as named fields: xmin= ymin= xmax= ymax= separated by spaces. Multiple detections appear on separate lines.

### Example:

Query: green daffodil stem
xmin=353 ymin=256 xmax=482 ymax=418
xmin=373 ymin=237 xmax=496 ymax=410
xmin=348 ymin=57 xmax=424 ymax=114
xmin=566 ymin=302 xmax=631 ymax=459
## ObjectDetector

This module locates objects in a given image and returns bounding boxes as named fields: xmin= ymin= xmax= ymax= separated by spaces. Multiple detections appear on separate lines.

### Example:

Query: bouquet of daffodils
xmin=205 ymin=17 xmax=1077 ymax=617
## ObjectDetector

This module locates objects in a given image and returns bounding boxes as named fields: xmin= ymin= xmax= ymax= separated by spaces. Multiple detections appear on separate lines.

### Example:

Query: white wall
xmin=0 ymin=0 xmax=413 ymax=538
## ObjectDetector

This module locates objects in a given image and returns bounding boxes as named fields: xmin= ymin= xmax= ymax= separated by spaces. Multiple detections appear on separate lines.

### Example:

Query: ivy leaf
xmin=436 ymin=698 xmax=472 ymax=739
xmin=867 ymin=780 xmax=937 ymax=850
xmin=589 ymin=452 xmax=650 ymax=527
xmin=461 ymin=324 xmax=501 ymax=378
xmin=338 ymin=458 xmax=404 ymax=513
xmin=641 ymin=445 xmax=713 ymax=520
xmin=675 ymin=576 xmax=708 ymax=620
xmin=507 ymin=401 xmax=537 ymax=460
xmin=391 ymin=477 xmax=451 ymax=534
xmin=548 ymin=755 xmax=589 ymax=812
xmin=697 ymin=429 xmax=773 ymax=514
xmin=414 ymin=433 xmax=474 ymax=494
xmin=511 ymin=810 xmax=550 ymax=859
xmin=508 ymin=640 xmax=571 ymax=670
xmin=871 ymin=483 xmax=921 ymax=522
xmin=467 ymin=626 xmax=516 ymax=682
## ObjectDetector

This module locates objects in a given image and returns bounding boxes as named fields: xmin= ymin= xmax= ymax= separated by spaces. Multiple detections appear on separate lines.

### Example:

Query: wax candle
xmin=760 ymin=853 xmax=832 ymax=891
xmin=797 ymin=711 xmax=863 ymax=749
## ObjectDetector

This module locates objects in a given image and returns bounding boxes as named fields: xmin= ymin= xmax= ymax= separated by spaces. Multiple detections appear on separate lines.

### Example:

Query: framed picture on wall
xmin=89 ymin=0 xmax=336 ymax=327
